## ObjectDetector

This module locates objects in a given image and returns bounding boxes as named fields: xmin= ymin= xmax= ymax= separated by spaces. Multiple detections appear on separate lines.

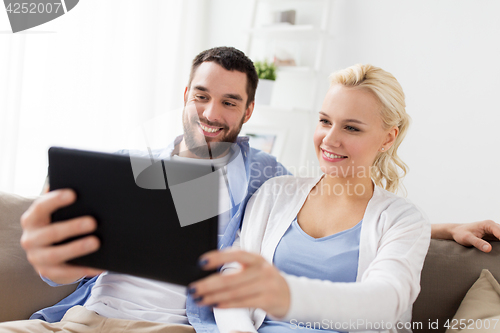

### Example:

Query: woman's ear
xmin=382 ymin=126 xmax=399 ymax=150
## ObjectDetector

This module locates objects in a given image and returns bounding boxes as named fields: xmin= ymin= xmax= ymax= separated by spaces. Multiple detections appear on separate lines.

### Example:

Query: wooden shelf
xmin=277 ymin=66 xmax=316 ymax=74
xmin=253 ymin=104 xmax=311 ymax=114
xmin=248 ymin=24 xmax=324 ymax=39
xmin=257 ymin=0 xmax=325 ymax=3
xmin=247 ymin=0 xmax=333 ymax=112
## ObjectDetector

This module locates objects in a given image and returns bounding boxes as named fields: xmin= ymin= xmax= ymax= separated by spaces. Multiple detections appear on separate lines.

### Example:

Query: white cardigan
xmin=214 ymin=175 xmax=431 ymax=333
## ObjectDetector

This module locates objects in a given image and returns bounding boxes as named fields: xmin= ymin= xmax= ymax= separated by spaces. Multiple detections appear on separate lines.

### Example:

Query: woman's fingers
xmin=191 ymin=267 xmax=263 ymax=303
xmin=190 ymin=249 xmax=291 ymax=317
xmin=190 ymin=249 xmax=266 ymax=297
xmin=194 ymin=267 xmax=261 ymax=294
xmin=197 ymin=279 xmax=263 ymax=306
xmin=199 ymin=248 xmax=263 ymax=270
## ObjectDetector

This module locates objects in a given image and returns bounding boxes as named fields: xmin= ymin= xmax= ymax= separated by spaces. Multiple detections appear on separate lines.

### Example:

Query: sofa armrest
xmin=0 ymin=191 xmax=76 ymax=322
xmin=413 ymin=239 xmax=500 ymax=333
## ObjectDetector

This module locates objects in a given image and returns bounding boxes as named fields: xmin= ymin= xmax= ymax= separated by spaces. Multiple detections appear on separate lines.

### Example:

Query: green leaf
xmin=253 ymin=59 xmax=277 ymax=81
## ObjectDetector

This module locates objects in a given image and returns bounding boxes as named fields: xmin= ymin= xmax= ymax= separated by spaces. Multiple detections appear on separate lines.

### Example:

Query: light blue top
xmin=32 ymin=135 xmax=290 ymax=333
xmin=258 ymin=217 xmax=362 ymax=333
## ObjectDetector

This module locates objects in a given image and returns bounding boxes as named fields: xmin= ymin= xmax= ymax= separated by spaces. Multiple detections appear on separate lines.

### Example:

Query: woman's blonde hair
xmin=329 ymin=64 xmax=410 ymax=193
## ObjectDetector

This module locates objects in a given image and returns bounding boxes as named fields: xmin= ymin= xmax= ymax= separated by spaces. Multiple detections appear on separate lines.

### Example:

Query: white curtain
xmin=0 ymin=0 xmax=208 ymax=196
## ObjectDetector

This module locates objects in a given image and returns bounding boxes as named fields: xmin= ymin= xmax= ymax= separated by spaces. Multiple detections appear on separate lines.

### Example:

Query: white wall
xmin=0 ymin=0 xmax=208 ymax=196
xmin=206 ymin=0 xmax=500 ymax=224
xmin=326 ymin=0 xmax=500 ymax=224
xmin=1 ymin=0 xmax=498 ymax=224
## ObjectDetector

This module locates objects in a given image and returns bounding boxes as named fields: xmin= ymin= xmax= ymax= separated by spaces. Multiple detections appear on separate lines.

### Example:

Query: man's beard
xmin=182 ymin=108 xmax=245 ymax=159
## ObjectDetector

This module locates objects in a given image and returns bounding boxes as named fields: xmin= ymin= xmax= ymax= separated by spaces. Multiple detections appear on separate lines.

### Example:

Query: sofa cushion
xmin=445 ymin=269 xmax=500 ymax=333
xmin=0 ymin=191 xmax=76 ymax=322
xmin=413 ymin=239 xmax=500 ymax=333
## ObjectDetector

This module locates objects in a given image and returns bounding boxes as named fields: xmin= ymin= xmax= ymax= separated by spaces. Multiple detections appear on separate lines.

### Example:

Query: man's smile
xmin=198 ymin=122 xmax=224 ymax=137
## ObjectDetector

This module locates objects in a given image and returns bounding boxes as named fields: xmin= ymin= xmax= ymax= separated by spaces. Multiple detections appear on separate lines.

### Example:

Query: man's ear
xmin=242 ymin=101 xmax=255 ymax=124
xmin=183 ymin=87 xmax=189 ymax=105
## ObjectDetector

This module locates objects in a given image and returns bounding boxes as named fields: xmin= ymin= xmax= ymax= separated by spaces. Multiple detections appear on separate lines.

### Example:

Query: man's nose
xmin=202 ymin=101 xmax=223 ymax=123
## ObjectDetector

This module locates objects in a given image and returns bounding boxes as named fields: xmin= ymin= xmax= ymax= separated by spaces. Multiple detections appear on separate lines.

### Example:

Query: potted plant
xmin=254 ymin=60 xmax=277 ymax=105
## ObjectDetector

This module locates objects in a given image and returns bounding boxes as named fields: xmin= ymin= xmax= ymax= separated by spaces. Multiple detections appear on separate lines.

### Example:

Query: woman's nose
xmin=323 ymin=127 xmax=342 ymax=147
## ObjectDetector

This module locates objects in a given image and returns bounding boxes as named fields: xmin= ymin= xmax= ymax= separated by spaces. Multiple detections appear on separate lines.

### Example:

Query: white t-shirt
xmin=84 ymin=153 xmax=233 ymax=324
xmin=84 ymin=272 xmax=189 ymax=324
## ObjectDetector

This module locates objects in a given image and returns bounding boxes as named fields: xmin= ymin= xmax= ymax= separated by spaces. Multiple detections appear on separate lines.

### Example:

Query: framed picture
xmin=241 ymin=105 xmax=316 ymax=174
xmin=240 ymin=125 xmax=287 ymax=160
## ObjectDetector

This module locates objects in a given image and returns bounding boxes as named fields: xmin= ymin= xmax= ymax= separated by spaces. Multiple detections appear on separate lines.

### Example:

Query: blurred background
xmin=1 ymin=0 xmax=499 ymax=224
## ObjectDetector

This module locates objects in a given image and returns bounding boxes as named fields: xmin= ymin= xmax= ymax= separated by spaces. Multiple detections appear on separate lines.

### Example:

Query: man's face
xmin=181 ymin=62 xmax=254 ymax=159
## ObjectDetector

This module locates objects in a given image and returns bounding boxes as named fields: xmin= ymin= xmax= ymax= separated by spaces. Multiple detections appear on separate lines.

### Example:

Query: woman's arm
xmin=282 ymin=204 xmax=430 ymax=326
xmin=191 ymin=200 xmax=431 ymax=330
xmin=431 ymin=220 xmax=500 ymax=252
xmin=196 ymin=248 xmax=290 ymax=317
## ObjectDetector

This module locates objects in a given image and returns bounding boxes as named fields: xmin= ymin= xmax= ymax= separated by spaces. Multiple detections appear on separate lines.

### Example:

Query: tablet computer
xmin=48 ymin=147 xmax=219 ymax=286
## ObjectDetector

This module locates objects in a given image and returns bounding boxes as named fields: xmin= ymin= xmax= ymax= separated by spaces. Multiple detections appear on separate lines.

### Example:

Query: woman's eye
xmin=345 ymin=126 xmax=359 ymax=132
xmin=319 ymin=119 xmax=330 ymax=125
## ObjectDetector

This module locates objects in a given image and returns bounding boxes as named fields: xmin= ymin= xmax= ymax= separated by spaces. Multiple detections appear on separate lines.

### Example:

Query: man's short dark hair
xmin=188 ymin=46 xmax=259 ymax=108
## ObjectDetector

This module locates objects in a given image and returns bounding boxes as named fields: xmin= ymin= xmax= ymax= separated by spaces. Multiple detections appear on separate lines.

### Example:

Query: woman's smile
xmin=320 ymin=148 xmax=348 ymax=162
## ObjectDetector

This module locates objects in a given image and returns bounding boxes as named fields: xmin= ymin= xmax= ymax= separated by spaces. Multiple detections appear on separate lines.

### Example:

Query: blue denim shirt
xmin=31 ymin=136 xmax=289 ymax=333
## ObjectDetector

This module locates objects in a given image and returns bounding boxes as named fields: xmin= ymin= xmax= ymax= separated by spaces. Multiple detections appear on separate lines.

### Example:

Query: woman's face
xmin=313 ymin=84 xmax=397 ymax=178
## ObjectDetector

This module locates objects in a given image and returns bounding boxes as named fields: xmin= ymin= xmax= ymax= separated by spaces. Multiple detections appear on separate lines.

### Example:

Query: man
xmin=1 ymin=46 xmax=498 ymax=332
xmin=3 ymin=46 xmax=288 ymax=332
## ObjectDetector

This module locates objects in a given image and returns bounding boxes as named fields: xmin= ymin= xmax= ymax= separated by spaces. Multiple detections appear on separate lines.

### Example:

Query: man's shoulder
xmin=246 ymin=147 xmax=289 ymax=173
xmin=245 ymin=147 xmax=290 ymax=186
xmin=246 ymin=147 xmax=277 ymax=164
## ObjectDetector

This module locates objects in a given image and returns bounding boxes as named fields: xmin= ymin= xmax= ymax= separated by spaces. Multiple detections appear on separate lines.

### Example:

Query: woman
xmin=189 ymin=64 xmax=431 ymax=333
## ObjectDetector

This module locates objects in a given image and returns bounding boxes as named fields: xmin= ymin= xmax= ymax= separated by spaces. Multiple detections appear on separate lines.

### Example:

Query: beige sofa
xmin=0 ymin=192 xmax=77 ymax=322
xmin=1 ymin=191 xmax=499 ymax=332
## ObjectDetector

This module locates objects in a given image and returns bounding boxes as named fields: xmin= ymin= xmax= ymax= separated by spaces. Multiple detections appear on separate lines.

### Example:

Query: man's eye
xmin=345 ymin=126 xmax=359 ymax=132
xmin=196 ymin=95 xmax=207 ymax=100
xmin=224 ymin=101 xmax=236 ymax=107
